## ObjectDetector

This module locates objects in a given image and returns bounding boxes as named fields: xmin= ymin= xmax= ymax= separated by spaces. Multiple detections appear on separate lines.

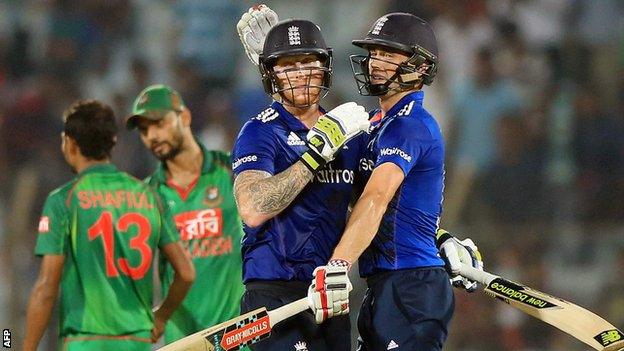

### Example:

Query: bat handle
xmin=267 ymin=297 xmax=310 ymax=327
xmin=459 ymin=263 xmax=498 ymax=286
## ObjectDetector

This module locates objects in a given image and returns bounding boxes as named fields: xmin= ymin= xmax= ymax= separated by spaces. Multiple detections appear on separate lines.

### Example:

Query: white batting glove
xmin=436 ymin=229 xmax=484 ymax=293
xmin=307 ymin=259 xmax=353 ymax=324
xmin=236 ymin=4 xmax=279 ymax=65
xmin=300 ymin=102 xmax=370 ymax=172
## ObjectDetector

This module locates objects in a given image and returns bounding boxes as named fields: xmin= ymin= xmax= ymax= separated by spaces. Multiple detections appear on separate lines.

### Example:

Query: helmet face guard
xmin=258 ymin=19 xmax=333 ymax=107
xmin=349 ymin=45 xmax=437 ymax=96
xmin=259 ymin=51 xmax=333 ymax=107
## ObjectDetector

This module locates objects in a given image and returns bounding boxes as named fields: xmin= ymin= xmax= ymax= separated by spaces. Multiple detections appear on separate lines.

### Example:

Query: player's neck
xmin=74 ymin=158 xmax=110 ymax=174
xmin=284 ymin=104 xmax=322 ymax=129
xmin=378 ymin=89 xmax=417 ymax=115
xmin=165 ymin=137 xmax=203 ymax=179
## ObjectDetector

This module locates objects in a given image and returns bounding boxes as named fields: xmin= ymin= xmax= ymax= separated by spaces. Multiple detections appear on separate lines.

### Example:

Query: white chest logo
xmin=288 ymin=26 xmax=301 ymax=45
xmin=254 ymin=108 xmax=279 ymax=123
xmin=387 ymin=339 xmax=399 ymax=350
xmin=397 ymin=101 xmax=414 ymax=116
xmin=371 ymin=17 xmax=388 ymax=35
xmin=294 ymin=341 xmax=308 ymax=351
xmin=287 ymin=132 xmax=305 ymax=146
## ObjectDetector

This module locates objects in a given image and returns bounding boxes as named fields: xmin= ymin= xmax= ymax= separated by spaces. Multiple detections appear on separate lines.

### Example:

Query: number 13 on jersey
xmin=88 ymin=211 xmax=153 ymax=280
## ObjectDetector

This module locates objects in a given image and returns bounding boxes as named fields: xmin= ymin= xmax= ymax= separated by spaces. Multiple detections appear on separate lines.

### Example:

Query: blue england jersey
xmin=232 ymin=101 xmax=368 ymax=282
xmin=358 ymin=91 xmax=446 ymax=277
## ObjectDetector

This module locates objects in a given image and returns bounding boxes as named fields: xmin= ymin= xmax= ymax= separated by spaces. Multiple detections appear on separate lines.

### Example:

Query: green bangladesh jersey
xmin=146 ymin=144 xmax=245 ymax=343
xmin=35 ymin=164 xmax=177 ymax=337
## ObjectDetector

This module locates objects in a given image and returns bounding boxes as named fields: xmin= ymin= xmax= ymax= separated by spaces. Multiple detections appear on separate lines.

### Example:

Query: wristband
xmin=300 ymin=135 xmax=327 ymax=173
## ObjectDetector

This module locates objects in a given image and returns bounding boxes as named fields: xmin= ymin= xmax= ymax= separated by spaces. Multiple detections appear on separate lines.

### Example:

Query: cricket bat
xmin=460 ymin=263 xmax=624 ymax=351
xmin=157 ymin=297 xmax=310 ymax=351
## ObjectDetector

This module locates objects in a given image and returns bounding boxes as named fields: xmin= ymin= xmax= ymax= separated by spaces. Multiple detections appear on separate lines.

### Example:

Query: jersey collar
xmin=271 ymin=101 xmax=327 ymax=132
xmin=78 ymin=163 xmax=118 ymax=176
xmin=151 ymin=140 xmax=214 ymax=184
xmin=385 ymin=90 xmax=424 ymax=119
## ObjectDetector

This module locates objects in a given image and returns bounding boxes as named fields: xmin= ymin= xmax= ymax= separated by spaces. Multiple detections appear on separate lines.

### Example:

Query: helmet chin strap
xmin=369 ymin=69 xmax=422 ymax=96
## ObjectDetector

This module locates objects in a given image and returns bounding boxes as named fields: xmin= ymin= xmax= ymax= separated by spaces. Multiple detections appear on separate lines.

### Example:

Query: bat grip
xmin=267 ymin=297 xmax=310 ymax=327
xmin=459 ymin=263 xmax=498 ymax=286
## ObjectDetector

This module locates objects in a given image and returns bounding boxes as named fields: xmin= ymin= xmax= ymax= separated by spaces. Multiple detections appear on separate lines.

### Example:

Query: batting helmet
xmin=258 ymin=19 xmax=333 ymax=107
xmin=350 ymin=13 xmax=439 ymax=96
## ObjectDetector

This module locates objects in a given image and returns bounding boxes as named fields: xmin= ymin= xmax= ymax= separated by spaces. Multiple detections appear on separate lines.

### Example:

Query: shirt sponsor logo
xmin=315 ymin=164 xmax=354 ymax=184
xmin=175 ymin=209 xmax=223 ymax=241
xmin=175 ymin=209 xmax=233 ymax=258
xmin=38 ymin=216 xmax=49 ymax=233
xmin=183 ymin=236 xmax=233 ymax=258
xmin=359 ymin=158 xmax=375 ymax=172
xmin=232 ymin=155 xmax=258 ymax=170
xmin=287 ymin=132 xmax=306 ymax=146
xmin=380 ymin=147 xmax=412 ymax=163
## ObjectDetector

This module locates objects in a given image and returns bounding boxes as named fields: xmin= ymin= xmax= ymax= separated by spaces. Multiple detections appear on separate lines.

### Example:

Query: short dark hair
xmin=63 ymin=100 xmax=117 ymax=160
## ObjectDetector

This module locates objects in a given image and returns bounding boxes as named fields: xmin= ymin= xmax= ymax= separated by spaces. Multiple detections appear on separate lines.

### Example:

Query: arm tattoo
xmin=234 ymin=161 xmax=314 ymax=216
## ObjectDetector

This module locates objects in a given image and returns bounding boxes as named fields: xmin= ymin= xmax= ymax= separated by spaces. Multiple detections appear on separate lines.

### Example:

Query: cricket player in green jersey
xmin=24 ymin=100 xmax=195 ymax=351
xmin=126 ymin=85 xmax=246 ymax=344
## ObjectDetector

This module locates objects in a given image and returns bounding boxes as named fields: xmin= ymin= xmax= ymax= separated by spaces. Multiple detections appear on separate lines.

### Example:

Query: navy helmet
xmin=259 ymin=19 xmax=333 ymax=107
xmin=350 ymin=13 xmax=439 ymax=96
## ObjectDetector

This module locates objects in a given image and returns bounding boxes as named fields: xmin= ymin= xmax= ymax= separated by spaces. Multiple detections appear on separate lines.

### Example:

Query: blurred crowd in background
xmin=0 ymin=0 xmax=623 ymax=350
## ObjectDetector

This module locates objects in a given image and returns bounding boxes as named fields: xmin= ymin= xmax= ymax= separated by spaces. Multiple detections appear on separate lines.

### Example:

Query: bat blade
xmin=157 ymin=297 xmax=309 ymax=351
xmin=461 ymin=264 xmax=624 ymax=351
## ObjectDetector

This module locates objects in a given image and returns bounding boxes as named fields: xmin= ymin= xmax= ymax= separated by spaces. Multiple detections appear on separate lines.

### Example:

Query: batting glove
xmin=436 ymin=229 xmax=484 ymax=293
xmin=307 ymin=259 xmax=352 ymax=324
xmin=300 ymin=102 xmax=370 ymax=172
xmin=236 ymin=4 xmax=279 ymax=65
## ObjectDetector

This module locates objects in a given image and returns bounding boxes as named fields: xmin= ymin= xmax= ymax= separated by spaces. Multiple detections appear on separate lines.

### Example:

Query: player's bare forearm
xmin=153 ymin=243 xmax=194 ymax=341
xmin=234 ymin=163 xmax=313 ymax=226
xmin=332 ymin=163 xmax=404 ymax=263
xmin=156 ymin=243 xmax=195 ymax=321
xmin=24 ymin=255 xmax=64 ymax=351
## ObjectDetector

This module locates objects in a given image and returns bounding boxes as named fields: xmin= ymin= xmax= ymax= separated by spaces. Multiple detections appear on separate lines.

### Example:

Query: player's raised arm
xmin=237 ymin=4 xmax=278 ymax=65
xmin=23 ymin=255 xmax=65 ymax=351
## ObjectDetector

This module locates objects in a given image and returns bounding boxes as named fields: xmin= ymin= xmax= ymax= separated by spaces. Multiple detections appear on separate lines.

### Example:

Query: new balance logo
xmin=287 ymin=132 xmax=305 ymax=146
xmin=254 ymin=108 xmax=279 ymax=123
xmin=397 ymin=101 xmax=414 ymax=117
xmin=288 ymin=26 xmax=301 ymax=46
xmin=387 ymin=339 xmax=399 ymax=350
xmin=371 ymin=17 xmax=388 ymax=35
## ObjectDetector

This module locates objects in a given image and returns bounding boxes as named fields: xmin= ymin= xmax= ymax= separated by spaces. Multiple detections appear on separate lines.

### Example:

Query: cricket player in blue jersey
xmin=233 ymin=14 xmax=370 ymax=351
xmin=304 ymin=13 xmax=485 ymax=350
xmin=236 ymin=7 xmax=484 ymax=351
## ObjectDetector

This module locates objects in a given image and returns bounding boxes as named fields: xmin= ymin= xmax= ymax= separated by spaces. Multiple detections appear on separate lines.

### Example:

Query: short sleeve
xmin=35 ymin=193 xmax=69 ymax=256
xmin=151 ymin=190 xmax=179 ymax=247
xmin=375 ymin=118 xmax=428 ymax=175
xmin=231 ymin=120 xmax=277 ymax=175
xmin=158 ymin=208 xmax=179 ymax=247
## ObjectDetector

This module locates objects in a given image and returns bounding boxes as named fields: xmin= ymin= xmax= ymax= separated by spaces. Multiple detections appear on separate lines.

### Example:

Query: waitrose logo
xmin=380 ymin=147 xmax=412 ymax=163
